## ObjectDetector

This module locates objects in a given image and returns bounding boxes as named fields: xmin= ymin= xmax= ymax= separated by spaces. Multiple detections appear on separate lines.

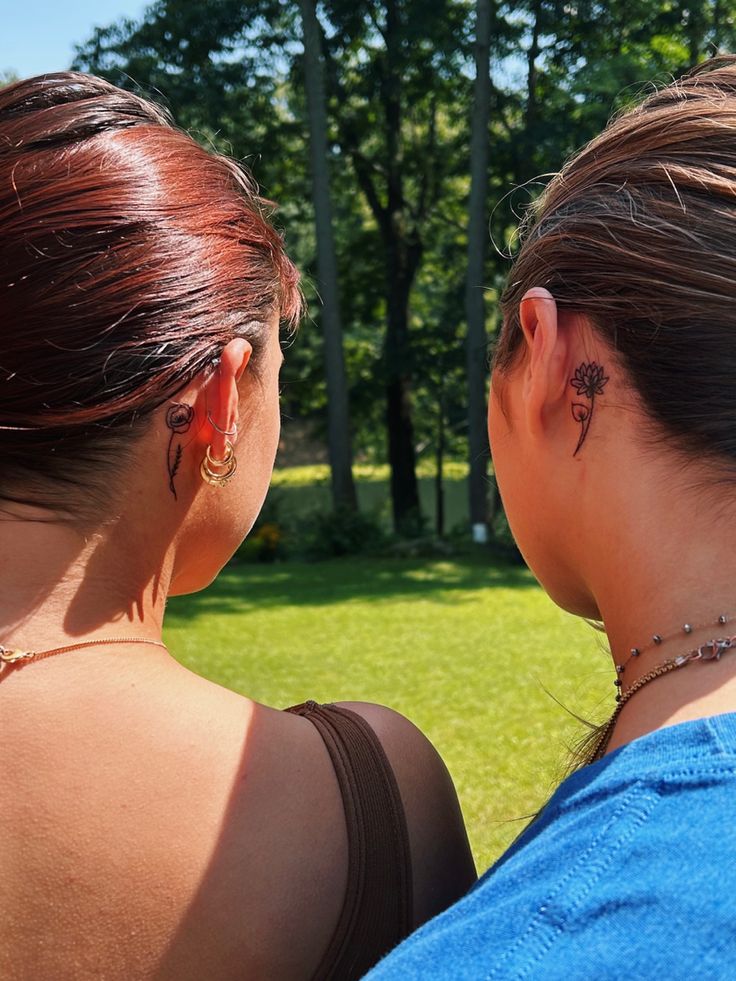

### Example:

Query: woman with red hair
xmin=0 ymin=73 xmax=474 ymax=980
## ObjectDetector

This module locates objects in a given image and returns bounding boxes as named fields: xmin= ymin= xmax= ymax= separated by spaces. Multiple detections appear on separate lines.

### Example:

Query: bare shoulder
xmin=334 ymin=701 xmax=477 ymax=926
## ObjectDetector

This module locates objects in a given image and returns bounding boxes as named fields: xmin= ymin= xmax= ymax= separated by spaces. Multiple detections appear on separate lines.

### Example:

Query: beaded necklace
xmin=587 ymin=613 xmax=736 ymax=763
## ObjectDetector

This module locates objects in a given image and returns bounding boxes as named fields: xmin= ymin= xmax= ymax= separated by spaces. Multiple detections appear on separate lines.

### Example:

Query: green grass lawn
xmin=269 ymin=461 xmax=473 ymax=532
xmin=164 ymin=552 xmax=612 ymax=872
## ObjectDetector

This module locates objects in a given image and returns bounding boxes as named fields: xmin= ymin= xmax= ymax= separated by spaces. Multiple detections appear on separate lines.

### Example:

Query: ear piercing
xmin=200 ymin=440 xmax=237 ymax=486
xmin=207 ymin=411 xmax=237 ymax=437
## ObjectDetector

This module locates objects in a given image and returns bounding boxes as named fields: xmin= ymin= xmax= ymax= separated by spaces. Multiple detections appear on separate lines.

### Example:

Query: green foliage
xmin=163 ymin=554 xmax=610 ymax=869
xmin=236 ymin=488 xmax=288 ymax=562
xmin=267 ymin=462 xmax=472 ymax=547
xmin=72 ymin=0 xmax=736 ymax=528
xmin=296 ymin=504 xmax=387 ymax=559
xmin=240 ymin=464 xmax=482 ymax=559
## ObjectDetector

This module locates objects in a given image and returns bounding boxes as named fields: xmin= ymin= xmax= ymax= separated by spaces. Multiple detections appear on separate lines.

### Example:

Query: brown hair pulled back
xmin=0 ymin=72 xmax=301 ymax=520
xmin=495 ymin=55 xmax=736 ymax=471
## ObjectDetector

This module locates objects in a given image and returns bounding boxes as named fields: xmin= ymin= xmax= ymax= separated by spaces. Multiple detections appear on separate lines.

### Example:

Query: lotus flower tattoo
xmin=570 ymin=362 xmax=609 ymax=456
xmin=166 ymin=402 xmax=194 ymax=498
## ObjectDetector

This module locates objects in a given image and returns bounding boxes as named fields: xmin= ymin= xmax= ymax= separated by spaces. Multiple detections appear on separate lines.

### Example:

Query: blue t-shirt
xmin=365 ymin=713 xmax=736 ymax=980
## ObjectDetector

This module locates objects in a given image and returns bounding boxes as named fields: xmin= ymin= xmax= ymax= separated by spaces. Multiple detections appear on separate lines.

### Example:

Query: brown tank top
xmin=285 ymin=701 xmax=413 ymax=981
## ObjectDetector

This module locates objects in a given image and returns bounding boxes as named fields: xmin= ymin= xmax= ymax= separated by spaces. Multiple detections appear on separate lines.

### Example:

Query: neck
xmin=582 ymin=474 xmax=736 ymax=754
xmin=0 ymin=509 xmax=172 ymax=652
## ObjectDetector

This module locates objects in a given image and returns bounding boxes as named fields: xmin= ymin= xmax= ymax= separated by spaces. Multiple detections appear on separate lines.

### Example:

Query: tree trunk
xmin=385 ymin=254 xmax=421 ymax=533
xmin=523 ymin=0 xmax=542 ymax=182
xmin=299 ymin=0 xmax=357 ymax=511
xmin=383 ymin=0 xmax=421 ymax=533
xmin=435 ymin=386 xmax=445 ymax=538
xmin=317 ymin=0 xmax=423 ymax=531
xmin=465 ymin=0 xmax=493 ymax=544
xmin=686 ymin=0 xmax=707 ymax=65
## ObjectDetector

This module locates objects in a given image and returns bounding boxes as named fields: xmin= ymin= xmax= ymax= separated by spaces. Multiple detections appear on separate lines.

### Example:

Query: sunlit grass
xmin=164 ymin=553 xmax=611 ymax=871
xmin=270 ymin=460 xmax=473 ymax=487
xmin=268 ymin=460 xmax=478 ymax=533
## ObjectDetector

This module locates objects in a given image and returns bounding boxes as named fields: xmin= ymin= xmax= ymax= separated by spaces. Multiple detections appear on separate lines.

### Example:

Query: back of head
xmin=495 ymin=55 xmax=736 ymax=476
xmin=0 ymin=72 xmax=300 ymax=523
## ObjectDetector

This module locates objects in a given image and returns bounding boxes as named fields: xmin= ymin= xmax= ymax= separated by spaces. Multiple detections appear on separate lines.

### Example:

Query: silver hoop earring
xmin=207 ymin=411 xmax=237 ymax=438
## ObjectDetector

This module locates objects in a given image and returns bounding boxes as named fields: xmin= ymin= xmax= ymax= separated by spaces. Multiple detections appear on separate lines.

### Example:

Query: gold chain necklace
xmin=0 ymin=637 xmax=168 ymax=675
xmin=587 ymin=633 xmax=736 ymax=763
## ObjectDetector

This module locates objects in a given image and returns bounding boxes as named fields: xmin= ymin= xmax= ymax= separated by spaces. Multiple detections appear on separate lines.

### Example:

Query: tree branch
xmin=318 ymin=22 xmax=390 ymax=236
xmin=416 ymin=90 xmax=438 ymax=224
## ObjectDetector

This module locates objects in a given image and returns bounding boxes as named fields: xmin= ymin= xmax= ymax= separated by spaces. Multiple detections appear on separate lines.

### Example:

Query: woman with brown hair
xmin=0 ymin=73 xmax=475 ymax=980
xmin=367 ymin=56 xmax=736 ymax=980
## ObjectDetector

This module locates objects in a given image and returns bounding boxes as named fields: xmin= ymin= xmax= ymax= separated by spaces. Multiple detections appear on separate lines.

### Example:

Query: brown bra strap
xmin=285 ymin=701 xmax=413 ymax=981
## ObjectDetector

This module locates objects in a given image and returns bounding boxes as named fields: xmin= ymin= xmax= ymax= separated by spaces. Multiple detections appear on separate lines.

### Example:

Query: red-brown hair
xmin=0 ymin=72 xmax=301 ymax=519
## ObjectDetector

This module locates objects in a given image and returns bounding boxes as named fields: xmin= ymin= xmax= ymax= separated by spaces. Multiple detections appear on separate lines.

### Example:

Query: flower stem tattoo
xmin=166 ymin=403 xmax=194 ymax=499
xmin=570 ymin=362 xmax=609 ymax=456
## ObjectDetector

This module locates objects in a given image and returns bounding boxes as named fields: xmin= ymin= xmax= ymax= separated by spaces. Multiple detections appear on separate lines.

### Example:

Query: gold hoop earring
xmin=200 ymin=440 xmax=237 ymax=486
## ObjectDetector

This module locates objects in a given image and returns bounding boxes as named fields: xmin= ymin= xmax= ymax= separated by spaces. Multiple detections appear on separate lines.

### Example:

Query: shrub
xmin=236 ymin=489 xmax=286 ymax=562
xmin=296 ymin=505 xmax=386 ymax=561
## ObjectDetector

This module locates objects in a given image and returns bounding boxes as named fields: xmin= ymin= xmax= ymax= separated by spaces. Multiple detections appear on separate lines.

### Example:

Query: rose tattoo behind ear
xmin=166 ymin=403 xmax=194 ymax=499
xmin=570 ymin=362 xmax=609 ymax=456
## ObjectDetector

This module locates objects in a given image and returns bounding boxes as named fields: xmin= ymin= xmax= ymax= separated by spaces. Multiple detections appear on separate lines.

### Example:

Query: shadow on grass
xmin=166 ymin=553 xmax=537 ymax=623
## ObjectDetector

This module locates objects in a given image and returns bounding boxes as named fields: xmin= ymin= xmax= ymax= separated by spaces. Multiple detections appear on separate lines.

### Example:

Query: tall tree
xmin=465 ymin=0 xmax=493 ymax=543
xmin=299 ymin=0 xmax=357 ymax=510
xmin=317 ymin=0 xmax=471 ymax=532
xmin=74 ymin=0 xmax=736 ymax=542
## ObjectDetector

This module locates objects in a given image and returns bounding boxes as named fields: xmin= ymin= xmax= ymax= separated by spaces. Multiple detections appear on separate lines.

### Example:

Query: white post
xmin=472 ymin=522 xmax=488 ymax=544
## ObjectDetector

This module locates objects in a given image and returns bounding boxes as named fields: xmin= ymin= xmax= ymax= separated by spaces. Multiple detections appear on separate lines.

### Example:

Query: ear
xmin=518 ymin=288 xmax=568 ymax=440
xmin=202 ymin=338 xmax=252 ymax=455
